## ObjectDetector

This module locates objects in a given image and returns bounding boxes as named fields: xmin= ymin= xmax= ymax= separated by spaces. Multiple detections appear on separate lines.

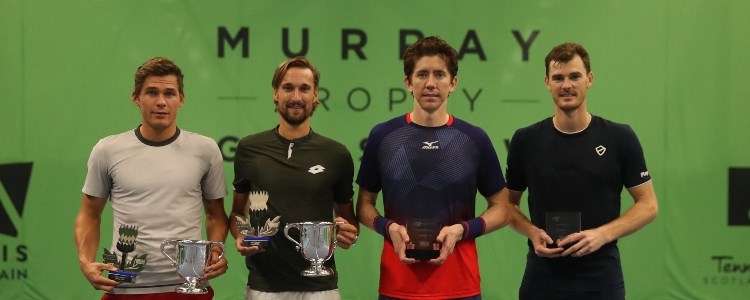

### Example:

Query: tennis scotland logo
xmin=1 ymin=162 xmax=31 ymax=281
xmin=0 ymin=162 xmax=33 ymax=237
xmin=728 ymin=168 xmax=750 ymax=226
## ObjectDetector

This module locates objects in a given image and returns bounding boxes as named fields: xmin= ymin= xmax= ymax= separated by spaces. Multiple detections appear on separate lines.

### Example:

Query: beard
xmin=277 ymin=100 xmax=314 ymax=125
xmin=553 ymin=90 xmax=585 ymax=112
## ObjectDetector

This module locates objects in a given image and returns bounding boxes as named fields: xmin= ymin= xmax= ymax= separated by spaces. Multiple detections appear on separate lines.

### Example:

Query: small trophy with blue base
xmin=103 ymin=224 xmax=145 ymax=283
xmin=235 ymin=190 xmax=281 ymax=248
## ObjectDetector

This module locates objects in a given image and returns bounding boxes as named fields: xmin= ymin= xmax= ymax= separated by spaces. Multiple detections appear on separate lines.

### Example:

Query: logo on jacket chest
xmin=422 ymin=141 xmax=439 ymax=150
xmin=595 ymin=145 xmax=606 ymax=156
xmin=308 ymin=165 xmax=325 ymax=174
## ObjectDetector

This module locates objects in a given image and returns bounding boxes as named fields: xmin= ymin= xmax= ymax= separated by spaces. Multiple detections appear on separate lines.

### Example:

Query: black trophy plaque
xmin=545 ymin=211 xmax=581 ymax=249
xmin=405 ymin=218 xmax=441 ymax=260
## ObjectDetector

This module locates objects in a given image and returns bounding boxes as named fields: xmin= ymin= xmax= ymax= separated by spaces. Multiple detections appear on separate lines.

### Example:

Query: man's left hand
xmin=202 ymin=246 xmax=228 ymax=280
xmin=429 ymin=224 xmax=464 ymax=265
xmin=335 ymin=217 xmax=359 ymax=249
xmin=559 ymin=227 xmax=610 ymax=257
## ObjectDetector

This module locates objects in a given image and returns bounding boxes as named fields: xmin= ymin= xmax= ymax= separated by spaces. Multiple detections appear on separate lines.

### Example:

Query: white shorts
xmin=245 ymin=287 xmax=341 ymax=300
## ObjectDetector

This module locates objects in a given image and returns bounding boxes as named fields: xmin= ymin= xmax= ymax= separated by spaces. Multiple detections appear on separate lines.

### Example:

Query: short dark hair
xmin=133 ymin=57 xmax=184 ymax=97
xmin=545 ymin=43 xmax=591 ymax=76
xmin=271 ymin=56 xmax=320 ymax=90
xmin=403 ymin=36 xmax=459 ymax=82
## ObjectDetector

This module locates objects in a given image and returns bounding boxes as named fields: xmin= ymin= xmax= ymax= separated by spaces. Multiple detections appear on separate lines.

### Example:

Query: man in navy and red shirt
xmin=356 ymin=36 xmax=512 ymax=300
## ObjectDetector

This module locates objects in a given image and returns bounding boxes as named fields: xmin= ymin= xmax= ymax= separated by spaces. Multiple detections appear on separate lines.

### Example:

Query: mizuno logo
xmin=422 ymin=141 xmax=439 ymax=150
xmin=308 ymin=165 xmax=325 ymax=174
xmin=595 ymin=145 xmax=606 ymax=156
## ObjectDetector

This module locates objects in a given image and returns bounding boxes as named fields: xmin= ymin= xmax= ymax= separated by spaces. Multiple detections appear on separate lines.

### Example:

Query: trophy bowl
xmin=160 ymin=239 xmax=225 ymax=294
xmin=283 ymin=221 xmax=337 ymax=277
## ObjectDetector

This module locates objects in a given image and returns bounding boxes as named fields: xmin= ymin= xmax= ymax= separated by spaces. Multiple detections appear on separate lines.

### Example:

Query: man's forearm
xmin=206 ymin=218 xmax=229 ymax=242
xmin=204 ymin=199 xmax=229 ymax=243
xmin=477 ymin=188 xmax=512 ymax=234
xmin=355 ymin=188 xmax=381 ymax=230
xmin=74 ymin=214 xmax=102 ymax=267
xmin=509 ymin=206 xmax=539 ymax=239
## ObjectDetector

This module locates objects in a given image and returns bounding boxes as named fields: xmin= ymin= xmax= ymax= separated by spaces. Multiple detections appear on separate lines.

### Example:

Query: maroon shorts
xmin=101 ymin=286 xmax=214 ymax=300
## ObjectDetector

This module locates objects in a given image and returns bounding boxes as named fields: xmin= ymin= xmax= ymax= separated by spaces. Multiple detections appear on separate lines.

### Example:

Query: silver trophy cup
xmin=160 ymin=239 xmax=225 ymax=294
xmin=283 ymin=221 xmax=337 ymax=277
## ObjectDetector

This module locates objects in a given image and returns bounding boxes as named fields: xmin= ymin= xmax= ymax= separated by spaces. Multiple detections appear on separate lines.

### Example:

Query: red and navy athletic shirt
xmin=356 ymin=113 xmax=505 ymax=299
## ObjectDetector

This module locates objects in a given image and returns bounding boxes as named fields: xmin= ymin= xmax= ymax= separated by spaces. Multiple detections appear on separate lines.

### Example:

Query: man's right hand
xmin=235 ymin=236 xmax=265 ymax=256
xmin=530 ymin=228 xmax=564 ymax=258
xmin=387 ymin=223 xmax=417 ymax=265
xmin=80 ymin=262 xmax=119 ymax=292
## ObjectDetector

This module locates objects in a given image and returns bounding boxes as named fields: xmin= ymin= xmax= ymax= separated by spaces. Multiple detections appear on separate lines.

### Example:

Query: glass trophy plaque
xmin=545 ymin=211 xmax=581 ymax=248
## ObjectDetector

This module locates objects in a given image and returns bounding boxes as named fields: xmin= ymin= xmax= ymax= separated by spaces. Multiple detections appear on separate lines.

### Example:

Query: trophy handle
xmin=322 ymin=222 xmax=337 ymax=261
xmin=160 ymin=239 xmax=179 ymax=266
xmin=209 ymin=242 xmax=226 ymax=259
xmin=283 ymin=223 xmax=302 ymax=249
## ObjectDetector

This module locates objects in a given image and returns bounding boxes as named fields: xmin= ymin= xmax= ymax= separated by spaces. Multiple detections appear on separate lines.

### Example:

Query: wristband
xmin=460 ymin=217 xmax=486 ymax=240
xmin=373 ymin=216 xmax=394 ymax=240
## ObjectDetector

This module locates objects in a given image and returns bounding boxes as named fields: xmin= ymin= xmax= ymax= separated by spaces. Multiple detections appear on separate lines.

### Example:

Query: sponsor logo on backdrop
xmin=214 ymin=28 xmax=537 ymax=162
xmin=728 ymin=168 xmax=750 ymax=226
xmin=217 ymin=27 xmax=540 ymax=61
xmin=704 ymin=255 xmax=750 ymax=285
xmin=216 ymin=28 xmax=539 ymax=114
xmin=0 ymin=162 xmax=31 ymax=281
xmin=701 ymin=168 xmax=750 ymax=286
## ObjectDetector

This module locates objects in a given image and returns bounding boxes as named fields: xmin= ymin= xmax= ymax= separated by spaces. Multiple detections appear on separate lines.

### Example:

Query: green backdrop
xmin=1 ymin=0 xmax=749 ymax=299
